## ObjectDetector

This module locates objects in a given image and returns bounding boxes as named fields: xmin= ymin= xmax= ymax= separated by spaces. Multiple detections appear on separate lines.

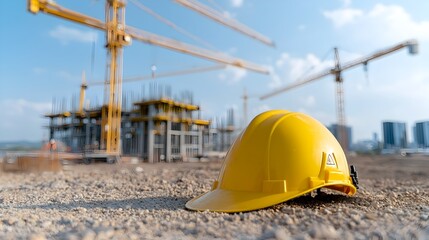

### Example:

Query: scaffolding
xmin=45 ymin=84 xmax=235 ymax=163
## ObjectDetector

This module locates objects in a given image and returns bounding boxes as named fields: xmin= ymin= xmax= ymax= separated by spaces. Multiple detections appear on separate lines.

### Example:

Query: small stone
xmin=95 ymin=227 xmax=115 ymax=239
xmin=283 ymin=215 xmax=294 ymax=225
xmin=369 ymin=230 xmax=386 ymax=240
xmin=364 ymin=213 xmax=377 ymax=220
xmin=29 ymin=234 xmax=47 ymax=240
xmin=4 ymin=218 xmax=18 ymax=226
xmin=322 ymin=209 xmax=332 ymax=215
xmin=42 ymin=221 xmax=52 ymax=228
xmin=309 ymin=223 xmax=340 ymax=239
xmin=81 ymin=230 xmax=96 ymax=240
xmin=274 ymin=228 xmax=290 ymax=240
xmin=73 ymin=207 xmax=87 ymax=213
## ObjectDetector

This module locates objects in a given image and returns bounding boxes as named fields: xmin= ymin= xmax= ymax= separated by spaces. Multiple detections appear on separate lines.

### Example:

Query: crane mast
xmin=241 ymin=88 xmax=259 ymax=128
xmin=260 ymin=40 xmax=418 ymax=151
xmin=334 ymin=47 xmax=347 ymax=150
xmin=102 ymin=0 xmax=128 ymax=153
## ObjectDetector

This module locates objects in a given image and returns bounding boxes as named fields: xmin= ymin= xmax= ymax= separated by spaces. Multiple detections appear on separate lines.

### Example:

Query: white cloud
xmin=222 ymin=11 xmax=235 ymax=19
xmin=218 ymin=66 xmax=247 ymax=84
xmin=231 ymin=0 xmax=244 ymax=8
xmin=369 ymin=70 xmax=429 ymax=101
xmin=323 ymin=4 xmax=429 ymax=42
xmin=1 ymin=99 xmax=51 ymax=117
xmin=323 ymin=8 xmax=363 ymax=28
xmin=366 ymin=4 xmax=429 ymax=42
xmin=49 ymin=25 xmax=98 ymax=45
xmin=266 ymin=65 xmax=282 ymax=88
xmin=271 ymin=52 xmax=334 ymax=88
xmin=0 ymin=99 xmax=51 ymax=141
xmin=340 ymin=0 xmax=352 ymax=7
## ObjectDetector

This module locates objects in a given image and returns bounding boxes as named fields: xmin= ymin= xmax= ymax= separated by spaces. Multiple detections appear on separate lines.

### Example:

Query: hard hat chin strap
xmin=350 ymin=165 xmax=359 ymax=189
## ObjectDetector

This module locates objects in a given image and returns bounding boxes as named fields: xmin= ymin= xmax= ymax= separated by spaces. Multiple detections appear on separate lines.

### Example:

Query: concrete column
xmin=85 ymin=115 xmax=90 ymax=150
xmin=139 ymin=121 xmax=145 ymax=158
xmin=198 ymin=126 xmax=203 ymax=156
xmin=148 ymin=120 xmax=154 ymax=163
xmin=147 ymin=105 xmax=155 ymax=163
xmin=180 ymin=123 xmax=186 ymax=161
xmin=166 ymin=120 xmax=172 ymax=163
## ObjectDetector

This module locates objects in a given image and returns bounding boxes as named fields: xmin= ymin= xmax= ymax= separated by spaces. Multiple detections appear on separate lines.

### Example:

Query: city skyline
xmin=1 ymin=0 xmax=429 ymax=142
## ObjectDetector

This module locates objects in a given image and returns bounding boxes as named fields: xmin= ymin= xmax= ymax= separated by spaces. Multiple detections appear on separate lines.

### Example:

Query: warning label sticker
xmin=326 ymin=154 xmax=336 ymax=166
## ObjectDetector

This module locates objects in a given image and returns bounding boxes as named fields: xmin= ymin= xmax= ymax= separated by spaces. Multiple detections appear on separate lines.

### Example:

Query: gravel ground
xmin=0 ymin=155 xmax=428 ymax=239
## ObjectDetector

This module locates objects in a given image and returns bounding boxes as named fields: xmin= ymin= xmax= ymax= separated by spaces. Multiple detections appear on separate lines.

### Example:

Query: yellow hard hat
xmin=186 ymin=110 xmax=358 ymax=213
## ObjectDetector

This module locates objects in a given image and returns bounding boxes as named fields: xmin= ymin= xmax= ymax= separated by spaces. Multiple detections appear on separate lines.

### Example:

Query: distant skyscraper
xmin=382 ymin=121 xmax=407 ymax=149
xmin=327 ymin=124 xmax=352 ymax=150
xmin=414 ymin=121 xmax=429 ymax=148
xmin=372 ymin=132 xmax=378 ymax=142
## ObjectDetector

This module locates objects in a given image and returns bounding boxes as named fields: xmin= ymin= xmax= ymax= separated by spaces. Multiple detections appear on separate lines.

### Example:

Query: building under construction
xmin=45 ymin=85 xmax=235 ymax=163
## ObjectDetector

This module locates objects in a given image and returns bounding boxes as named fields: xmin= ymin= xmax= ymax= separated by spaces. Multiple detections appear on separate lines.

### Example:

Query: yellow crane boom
xmin=125 ymin=27 xmax=268 ymax=73
xmin=28 ymin=0 xmax=106 ymax=30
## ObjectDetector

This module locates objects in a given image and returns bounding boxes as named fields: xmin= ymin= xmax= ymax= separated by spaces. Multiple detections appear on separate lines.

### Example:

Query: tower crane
xmin=260 ymin=39 xmax=419 ymax=150
xmin=28 ymin=0 xmax=271 ymax=158
xmin=241 ymin=88 xmax=259 ymax=128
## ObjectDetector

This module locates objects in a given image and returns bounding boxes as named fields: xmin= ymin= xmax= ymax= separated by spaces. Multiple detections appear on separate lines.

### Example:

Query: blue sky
xmin=0 ymin=0 xmax=428 ymax=143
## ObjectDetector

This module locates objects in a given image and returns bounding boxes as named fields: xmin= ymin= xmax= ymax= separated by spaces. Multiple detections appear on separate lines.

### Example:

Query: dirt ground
xmin=0 ymin=155 xmax=428 ymax=239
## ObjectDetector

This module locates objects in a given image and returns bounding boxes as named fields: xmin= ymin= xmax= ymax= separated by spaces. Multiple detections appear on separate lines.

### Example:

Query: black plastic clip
xmin=350 ymin=165 xmax=359 ymax=189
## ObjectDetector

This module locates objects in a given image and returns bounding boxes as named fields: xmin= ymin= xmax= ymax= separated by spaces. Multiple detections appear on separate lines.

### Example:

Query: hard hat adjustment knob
xmin=350 ymin=165 xmax=359 ymax=189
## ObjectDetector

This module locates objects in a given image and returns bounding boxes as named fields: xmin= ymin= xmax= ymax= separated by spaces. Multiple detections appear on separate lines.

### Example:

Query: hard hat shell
xmin=186 ymin=110 xmax=357 ymax=213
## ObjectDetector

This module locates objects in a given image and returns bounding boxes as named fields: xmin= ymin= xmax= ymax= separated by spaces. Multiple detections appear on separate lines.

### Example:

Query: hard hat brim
xmin=186 ymin=182 xmax=356 ymax=213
